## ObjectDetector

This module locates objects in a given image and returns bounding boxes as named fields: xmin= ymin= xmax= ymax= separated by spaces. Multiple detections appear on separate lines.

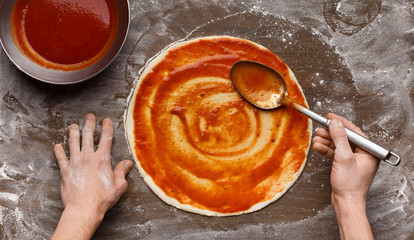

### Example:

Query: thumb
xmin=329 ymin=119 xmax=355 ymax=166
xmin=114 ymin=160 xmax=133 ymax=194
xmin=114 ymin=160 xmax=133 ymax=179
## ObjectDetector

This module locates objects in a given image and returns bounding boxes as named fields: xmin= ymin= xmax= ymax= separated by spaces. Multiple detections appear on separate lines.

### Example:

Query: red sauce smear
xmin=132 ymin=37 xmax=310 ymax=214
xmin=10 ymin=0 xmax=118 ymax=71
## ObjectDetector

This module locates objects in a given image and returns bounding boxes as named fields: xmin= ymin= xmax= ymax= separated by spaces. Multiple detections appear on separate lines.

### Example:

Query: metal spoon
xmin=230 ymin=60 xmax=400 ymax=166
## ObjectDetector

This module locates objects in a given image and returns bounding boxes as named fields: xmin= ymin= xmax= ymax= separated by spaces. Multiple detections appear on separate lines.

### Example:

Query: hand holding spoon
xmin=230 ymin=61 xmax=400 ymax=166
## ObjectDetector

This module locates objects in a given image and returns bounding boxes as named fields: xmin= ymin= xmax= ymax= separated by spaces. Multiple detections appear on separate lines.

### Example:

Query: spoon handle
xmin=288 ymin=100 xmax=400 ymax=166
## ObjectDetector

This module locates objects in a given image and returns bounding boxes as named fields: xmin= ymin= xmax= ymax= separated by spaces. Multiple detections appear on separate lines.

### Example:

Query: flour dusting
xmin=0 ymin=0 xmax=413 ymax=239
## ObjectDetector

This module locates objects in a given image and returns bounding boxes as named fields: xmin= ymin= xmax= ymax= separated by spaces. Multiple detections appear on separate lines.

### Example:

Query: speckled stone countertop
xmin=0 ymin=0 xmax=413 ymax=239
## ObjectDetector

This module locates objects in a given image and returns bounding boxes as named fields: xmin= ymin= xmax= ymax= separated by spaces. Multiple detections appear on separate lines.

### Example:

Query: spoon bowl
xmin=230 ymin=60 xmax=400 ymax=166
xmin=231 ymin=61 xmax=289 ymax=110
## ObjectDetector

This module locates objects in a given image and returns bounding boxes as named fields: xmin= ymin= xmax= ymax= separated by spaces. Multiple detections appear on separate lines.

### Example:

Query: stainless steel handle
xmin=289 ymin=100 xmax=401 ymax=166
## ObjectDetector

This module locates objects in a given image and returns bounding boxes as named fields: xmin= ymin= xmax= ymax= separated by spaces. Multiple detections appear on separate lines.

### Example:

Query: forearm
xmin=333 ymin=197 xmax=374 ymax=240
xmin=51 ymin=206 xmax=104 ymax=240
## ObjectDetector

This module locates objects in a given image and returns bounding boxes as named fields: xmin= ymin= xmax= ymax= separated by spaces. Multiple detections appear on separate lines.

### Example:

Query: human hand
xmin=312 ymin=113 xmax=379 ymax=205
xmin=52 ymin=114 xmax=133 ymax=239
xmin=312 ymin=113 xmax=379 ymax=239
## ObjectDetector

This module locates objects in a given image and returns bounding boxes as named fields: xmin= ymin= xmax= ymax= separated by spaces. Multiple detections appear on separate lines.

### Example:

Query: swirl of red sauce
xmin=128 ymin=36 xmax=311 ymax=215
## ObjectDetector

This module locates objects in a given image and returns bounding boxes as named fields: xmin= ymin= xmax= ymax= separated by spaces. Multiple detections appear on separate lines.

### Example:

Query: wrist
xmin=332 ymin=195 xmax=373 ymax=240
xmin=52 ymin=205 xmax=104 ymax=240
xmin=63 ymin=204 xmax=105 ymax=225
xmin=332 ymin=194 xmax=366 ymax=211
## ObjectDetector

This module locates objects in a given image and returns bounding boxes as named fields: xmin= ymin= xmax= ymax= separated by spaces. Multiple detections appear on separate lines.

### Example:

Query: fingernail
xmin=103 ymin=118 xmax=112 ymax=126
xmin=54 ymin=144 xmax=61 ymax=150
xmin=125 ymin=161 xmax=133 ymax=169
xmin=86 ymin=113 xmax=95 ymax=120
xmin=331 ymin=119 xmax=342 ymax=127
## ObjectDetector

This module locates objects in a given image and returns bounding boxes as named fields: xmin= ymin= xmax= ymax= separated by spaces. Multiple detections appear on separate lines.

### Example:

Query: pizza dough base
xmin=126 ymin=36 xmax=312 ymax=216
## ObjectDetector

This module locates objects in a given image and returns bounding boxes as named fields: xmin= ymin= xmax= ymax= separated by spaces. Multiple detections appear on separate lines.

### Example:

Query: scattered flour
xmin=0 ymin=0 xmax=412 ymax=239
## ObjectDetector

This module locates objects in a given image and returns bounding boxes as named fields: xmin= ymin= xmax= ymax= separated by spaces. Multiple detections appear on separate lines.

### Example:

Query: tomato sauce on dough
xmin=10 ymin=0 xmax=118 ymax=71
xmin=131 ymin=37 xmax=311 ymax=214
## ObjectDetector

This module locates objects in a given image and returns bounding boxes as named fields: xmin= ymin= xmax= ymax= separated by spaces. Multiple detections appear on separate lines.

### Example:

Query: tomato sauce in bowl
xmin=10 ymin=0 xmax=118 ymax=71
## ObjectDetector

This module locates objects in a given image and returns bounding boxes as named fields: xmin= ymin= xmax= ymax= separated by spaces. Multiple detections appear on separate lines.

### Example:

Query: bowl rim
xmin=0 ymin=0 xmax=130 ymax=85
